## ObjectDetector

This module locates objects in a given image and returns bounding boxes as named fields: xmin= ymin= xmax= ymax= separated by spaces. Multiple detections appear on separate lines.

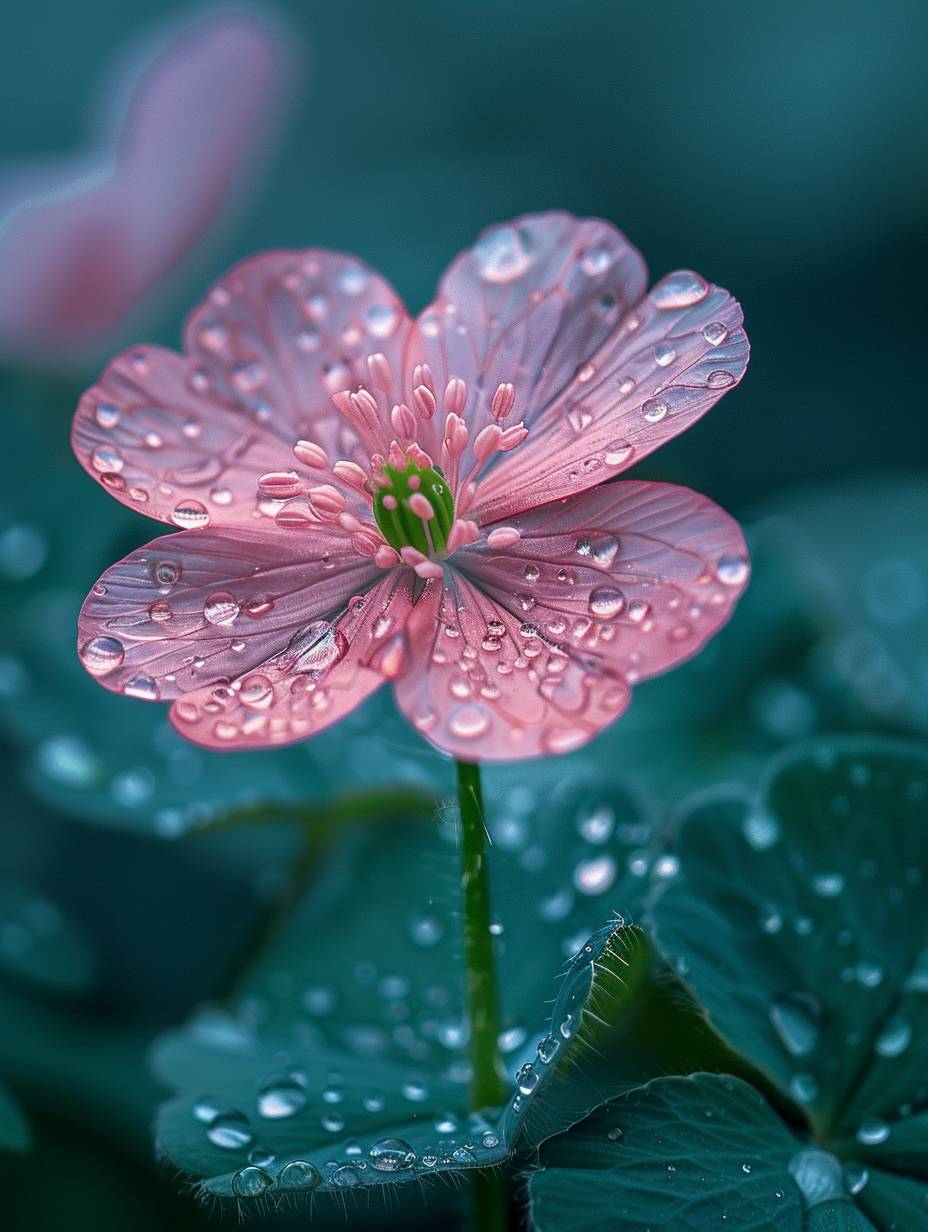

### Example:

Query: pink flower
xmin=73 ymin=213 xmax=750 ymax=760
xmin=0 ymin=11 xmax=292 ymax=364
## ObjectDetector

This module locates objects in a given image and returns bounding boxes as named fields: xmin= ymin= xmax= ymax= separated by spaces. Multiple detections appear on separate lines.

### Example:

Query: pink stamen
xmin=498 ymin=421 xmax=528 ymax=451
xmin=413 ymin=384 xmax=437 ymax=419
xmin=307 ymin=484 xmax=347 ymax=519
xmin=413 ymin=363 xmax=434 ymax=392
xmin=338 ymin=511 xmax=363 ymax=533
xmin=332 ymin=460 xmax=369 ymax=492
xmin=473 ymin=423 xmax=503 ymax=463
xmin=491 ymin=382 xmax=516 ymax=421
xmin=444 ymin=376 xmax=468 ymax=414
xmin=382 ymin=493 xmax=398 ymax=510
xmin=407 ymin=473 xmax=421 ymax=491
xmin=445 ymin=517 xmax=480 ymax=553
xmin=486 ymin=526 xmax=522 ymax=549
xmin=367 ymin=351 xmax=393 ymax=391
xmin=408 ymin=492 xmax=434 ymax=520
xmin=293 ymin=439 xmax=329 ymax=469
xmin=391 ymin=402 xmax=417 ymax=438
xmin=374 ymin=544 xmax=400 ymax=569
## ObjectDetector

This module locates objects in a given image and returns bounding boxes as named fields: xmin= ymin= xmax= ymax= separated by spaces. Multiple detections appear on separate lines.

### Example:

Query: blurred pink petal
xmin=78 ymin=526 xmax=378 ymax=700
xmin=168 ymin=570 xmax=416 ymax=750
xmin=72 ymin=251 xmax=411 ymax=525
xmin=0 ymin=12 xmax=292 ymax=360
xmin=391 ymin=572 xmax=630 ymax=760
xmin=74 ymin=213 xmax=750 ymax=760
xmin=456 ymin=481 xmax=750 ymax=688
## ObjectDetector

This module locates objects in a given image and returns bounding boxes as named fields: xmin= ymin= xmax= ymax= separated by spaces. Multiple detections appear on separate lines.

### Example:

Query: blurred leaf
xmin=531 ymin=1074 xmax=805 ymax=1232
xmin=648 ymin=737 xmax=928 ymax=1145
xmin=0 ymin=884 xmax=95 ymax=992
xmin=152 ymin=768 xmax=657 ymax=1202
xmin=0 ymin=1082 xmax=30 ymax=1153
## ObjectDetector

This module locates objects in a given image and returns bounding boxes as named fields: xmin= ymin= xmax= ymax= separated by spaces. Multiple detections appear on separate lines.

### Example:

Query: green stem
xmin=456 ymin=760 xmax=508 ymax=1232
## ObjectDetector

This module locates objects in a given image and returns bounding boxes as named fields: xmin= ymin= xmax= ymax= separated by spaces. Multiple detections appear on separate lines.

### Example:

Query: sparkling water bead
xmin=373 ymin=459 xmax=454 ymax=555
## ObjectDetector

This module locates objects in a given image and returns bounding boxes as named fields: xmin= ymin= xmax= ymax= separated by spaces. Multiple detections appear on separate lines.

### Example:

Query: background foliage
xmin=0 ymin=1 xmax=925 ymax=1228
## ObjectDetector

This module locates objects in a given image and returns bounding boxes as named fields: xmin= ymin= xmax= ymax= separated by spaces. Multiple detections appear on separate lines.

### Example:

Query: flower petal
xmin=169 ymin=569 xmax=416 ymax=750
xmin=407 ymin=211 xmax=647 ymax=477
xmin=72 ymin=251 xmax=411 ymax=524
xmin=474 ymin=275 xmax=749 ymax=522
xmin=78 ymin=525 xmax=379 ymax=701
xmin=0 ymin=13 xmax=292 ymax=360
xmin=457 ymin=481 xmax=750 ymax=685
xmin=391 ymin=571 xmax=630 ymax=761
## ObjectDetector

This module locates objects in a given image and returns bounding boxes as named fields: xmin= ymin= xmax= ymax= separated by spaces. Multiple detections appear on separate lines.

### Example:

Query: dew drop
xmin=282 ymin=622 xmax=348 ymax=675
xmin=589 ymin=586 xmax=625 ymax=619
xmin=474 ymin=226 xmax=533 ymax=282
xmin=207 ymin=1111 xmax=253 ymax=1150
xmin=171 ymin=499 xmax=210 ymax=529
xmin=277 ymin=1159 xmax=321 ymax=1190
xmin=788 ymin=1148 xmax=845 ymax=1209
xmin=651 ymin=270 xmax=709 ymax=309
xmin=369 ymin=1138 xmax=416 ymax=1172
xmin=875 ymin=1016 xmax=912 ymax=1058
xmin=856 ymin=1119 xmax=891 ymax=1146
xmin=702 ymin=321 xmax=729 ymax=347
xmin=257 ymin=1074 xmax=307 ymax=1119
xmin=231 ymin=1165 xmax=272 ymax=1197
xmin=447 ymin=704 xmax=490 ymax=740
xmin=80 ymin=635 xmax=125 ymax=677
xmin=573 ymin=854 xmax=617 ymax=895
xmin=642 ymin=398 xmax=668 ymax=423
xmin=204 ymin=591 xmax=240 ymax=625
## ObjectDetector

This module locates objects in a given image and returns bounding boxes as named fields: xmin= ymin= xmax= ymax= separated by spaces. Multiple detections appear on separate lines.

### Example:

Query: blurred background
xmin=0 ymin=1 xmax=925 ymax=1227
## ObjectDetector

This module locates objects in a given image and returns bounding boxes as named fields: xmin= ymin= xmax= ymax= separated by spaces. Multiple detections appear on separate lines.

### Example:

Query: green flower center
xmin=373 ymin=460 xmax=455 ymax=555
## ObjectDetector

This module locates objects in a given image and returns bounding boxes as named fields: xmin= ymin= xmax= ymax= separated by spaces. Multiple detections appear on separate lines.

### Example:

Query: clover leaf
xmin=152 ymin=768 xmax=658 ymax=1205
xmin=529 ymin=737 xmax=928 ymax=1229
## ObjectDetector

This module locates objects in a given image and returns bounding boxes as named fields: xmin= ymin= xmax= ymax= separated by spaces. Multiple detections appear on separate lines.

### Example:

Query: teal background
xmin=0 ymin=2 xmax=925 ymax=1228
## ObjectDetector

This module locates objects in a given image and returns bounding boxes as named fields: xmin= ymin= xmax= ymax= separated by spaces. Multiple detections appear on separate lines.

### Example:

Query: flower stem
xmin=456 ymin=760 xmax=508 ymax=1231
xmin=456 ymin=759 xmax=505 ymax=1110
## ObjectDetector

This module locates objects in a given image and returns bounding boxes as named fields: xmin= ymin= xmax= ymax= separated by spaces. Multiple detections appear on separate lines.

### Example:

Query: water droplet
xmin=204 ymin=591 xmax=240 ymax=625
xmin=702 ymin=321 xmax=729 ymax=347
xmin=604 ymin=442 xmax=634 ymax=467
xmin=231 ymin=1165 xmax=272 ymax=1197
xmin=474 ymin=225 xmax=533 ymax=282
xmin=481 ymin=1131 xmax=500 ymax=1149
xmin=257 ymin=1074 xmax=307 ymax=1119
xmin=124 ymin=676 xmax=159 ymax=700
xmin=281 ymin=622 xmax=348 ymax=675
xmin=642 ymin=398 xmax=668 ymax=423
xmin=654 ymin=343 xmax=676 ymax=367
xmin=448 ymin=704 xmax=490 ymax=740
xmin=707 ymin=369 xmax=735 ymax=388
xmin=573 ymin=854 xmax=617 ymax=895
xmin=207 ymin=1111 xmax=253 ymax=1150
xmin=581 ymin=244 xmax=614 ymax=276
xmin=651 ymin=270 xmax=709 ymax=309
xmin=875 ymin=1016 xmax=912 ymax=1058
xmin=515 ymin=1063 xmax=539 ymax=1095
xmin=172 ymin=499 xmax=210 ymax=529
xmin=92 ymin=444 xmax=123 ymax=473
xmin=788 ymin=1148 xmax=845 ymax=1209
xmin=589 ymin=586 xmax=625 ymax=619
xmin=812 ymin=872 xmax=844 ymax=897
xmin=742 ymin=810 xmax=780 ymax=850
xmin=408 ymin=912 xmax=444 ymax=947
xmin=843 ymin=1163 xmax=869 ymax=1196
xmin=330 ymin=1165 xmax=360 ymax=1187
xmin=856 ymin=1118 xmax=891 ymax=1146
xmin=789 ymin=1072 xmax=819 ymax=1103
xmin=369 ymin=1138 xmax=416 ymax=1172
xmin=95 ymin=402 xmax=120 ymax=428
xmin=277 ymin=1159 xmax=321 ymax=1190
xmin=401 ymin=1077 xmax=429 ymax=1102
xmin=716 ymin=554 xmax=749 ymax=586
xmin=769 ymin=991 xmax=821 ymax=1057
xmin=80 ymin=635 xmax=125 ymax=677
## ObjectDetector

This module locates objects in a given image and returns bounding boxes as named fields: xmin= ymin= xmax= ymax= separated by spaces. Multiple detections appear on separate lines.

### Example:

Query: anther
xmin=293 ymin=439 xmax=329 ymax=469
xmin=491 ymin=382 xmax=516 ymax=420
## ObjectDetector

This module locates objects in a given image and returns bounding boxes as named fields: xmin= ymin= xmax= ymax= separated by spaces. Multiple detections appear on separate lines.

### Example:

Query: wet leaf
xmin=0 ymin=885 xmax=95 ymax=992
xmin=152 ymin=768 xmax=656 ymax=1202
xmin=0 ymin=1081 xmax=30 ymax=1153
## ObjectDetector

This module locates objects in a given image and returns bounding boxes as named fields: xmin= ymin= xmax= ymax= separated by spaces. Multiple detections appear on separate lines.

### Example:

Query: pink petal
xmin=183 ymin=249 xmax=410 ymax=462
xmin=78 ymin=524 xmax=379 ymax=701
xmin=169 ymin=569 xmax=416 ymax=750
xmin=0 ymin=13 xmax=292 ymax=361
xmin=457 ymin=481 xmax=750 ymax=686
xmin=407 ymin=211 xmax=647 ymax=476
xmin=473 ymin=274 xmax=749 ymax=522
xmin=391 ymin=572 xmax=630 ymax=762
xmin=72 ymin=251 xmax=411 ymax=524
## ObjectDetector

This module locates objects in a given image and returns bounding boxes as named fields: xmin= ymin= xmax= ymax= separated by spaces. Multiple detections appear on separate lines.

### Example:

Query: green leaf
xmin=0 ymin=1081 xmax=30 ymax=1153
xmin=648 ymin=738 xmax=928 ymax=1148
xmin=0 ymin=884 xmax=95 ymax=992
xmin=152 ymin=768 xmax=657 ymax=1202
xmin=531 ymin=1074 xmax=805 ymax=1232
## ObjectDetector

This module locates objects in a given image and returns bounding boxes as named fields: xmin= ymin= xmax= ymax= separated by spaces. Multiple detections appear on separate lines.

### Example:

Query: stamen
xmin=375 ymin=544 xmax=401 ymax=568
xmin=445 ymin=518 xmax=480 ymax=553
xmin=408 ymin=492 xmax=434 ymax=520
xmin=491 ymin=382 xmax=516 ymax=420
xmin=332 ymin=460 xmax=370 ymax=492
xmin=307 ymin=484 xmax=347 ymax=519
xmin=293 ymin=439 xmax=329 ymax=469
xmin=391 ymin=402 xmax=417 ymax=438
xmin=486 ymin=526 xmax=522 ymax=549
xmin=367 ymin=352 xmax=393 ymax=391
xmin=444 ymin=376 xmax=468 ymax=414
xmin=413 ymin=363 xmax=434 ymax=391
xmin=473 ymin=424 xmax=503 ymax=463
xmin=413 ymin=384 xmax=437 ymax=419
xmin=498 ymin=422 xmax=528 ymax=451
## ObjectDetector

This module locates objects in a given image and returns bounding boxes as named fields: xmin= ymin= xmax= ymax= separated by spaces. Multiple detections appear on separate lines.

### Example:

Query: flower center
xmin=373 ymin=459 xmax=455 ymax=556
